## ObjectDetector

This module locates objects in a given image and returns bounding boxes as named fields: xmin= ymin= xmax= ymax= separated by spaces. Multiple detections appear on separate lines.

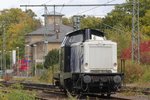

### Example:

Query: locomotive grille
xmin=90 ymin=70 xmax=112 ymax=73
xmin=90 ymin=75 xmax=113 ymax=82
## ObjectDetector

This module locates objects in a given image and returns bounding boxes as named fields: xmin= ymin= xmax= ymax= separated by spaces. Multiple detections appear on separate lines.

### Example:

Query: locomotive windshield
xmin=62 ymin=29 xmax=105 ymax=46
xmin=68 ymin=34 xmax=83 ymax=44
xmin=91 ymin=34 xmax=105 ymax=40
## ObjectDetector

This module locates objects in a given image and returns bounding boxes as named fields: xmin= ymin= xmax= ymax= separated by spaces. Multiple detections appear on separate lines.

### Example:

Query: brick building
xmin=25 ymin=12 xmax=73 ymax=64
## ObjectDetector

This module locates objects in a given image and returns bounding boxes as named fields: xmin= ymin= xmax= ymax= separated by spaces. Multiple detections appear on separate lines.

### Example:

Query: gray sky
xmin=0 ymin=0 xmax=126 ymax=18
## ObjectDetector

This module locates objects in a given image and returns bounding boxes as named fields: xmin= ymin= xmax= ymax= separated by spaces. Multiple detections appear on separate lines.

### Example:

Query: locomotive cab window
xmin=68 ymin=34 xmax=83 ymax=44
xmin=91 ymin=34 xmax=105 ymax=40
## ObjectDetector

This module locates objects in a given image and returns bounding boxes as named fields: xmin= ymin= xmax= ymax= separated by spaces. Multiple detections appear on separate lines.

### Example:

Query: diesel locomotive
xmin=54 ymin=28 xmax=124 ymax=96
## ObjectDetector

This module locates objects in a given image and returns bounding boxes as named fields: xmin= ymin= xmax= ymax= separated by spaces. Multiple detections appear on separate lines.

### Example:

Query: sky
xmin=0 ymin=0 xmax=126 ymax=18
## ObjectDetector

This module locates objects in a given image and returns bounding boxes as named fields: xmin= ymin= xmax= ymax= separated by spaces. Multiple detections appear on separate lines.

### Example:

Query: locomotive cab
xmin=54 ymin=29 xmax=124 ymax=96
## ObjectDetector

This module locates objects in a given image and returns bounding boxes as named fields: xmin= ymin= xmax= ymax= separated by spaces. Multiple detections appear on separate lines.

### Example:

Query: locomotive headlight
xmin=83 ymin=75 xmax=91 ymax=84
xmin=113 ymin=75 xmax=121 ymax=83
xmin=113 ymin=63 xmax=117 ymax=67
xmin=85 ymin=63 xmax=88 ymax=66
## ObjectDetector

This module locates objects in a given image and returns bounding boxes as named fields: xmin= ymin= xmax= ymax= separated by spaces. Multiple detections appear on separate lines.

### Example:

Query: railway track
xmin=21 ymin=82 xmax=56 ymax=90
xmin=0 ymin=81 xmax=149 ymax=100
xmin=121 ymin=85 xmax=150 ymax=95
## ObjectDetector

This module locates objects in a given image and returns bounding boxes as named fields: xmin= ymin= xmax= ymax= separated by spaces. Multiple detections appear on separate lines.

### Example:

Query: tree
xmin=101 ymin=0 xmax=150 ymax=35
xmin=99 ymin=0 xmax=150 ymax=59
xmin=44 ymin=49 xmax=59 ymax=69
xmin=62 ymin=17 xmax=73 ymax=26
xmin=80 ymin=16 xmax=101 ymax=29
xmin=141 ymin=10 xmax=150 ymax=37
xmin=0 ymin=8 xmax=41 ymax=56
xmin=100 ymin=3 xmax=132 ymax=30
xmin=105 ymin=24 xmax=131 ymax=56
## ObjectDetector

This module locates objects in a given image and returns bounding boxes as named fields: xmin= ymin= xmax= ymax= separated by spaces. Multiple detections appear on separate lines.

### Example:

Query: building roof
xmin=42 ymin=11 xmax=64 ymax=16
xmin=27 ymin=24 xmax=73 ymax=44
xmin=46 ymin=24 xmax=73 ymax=43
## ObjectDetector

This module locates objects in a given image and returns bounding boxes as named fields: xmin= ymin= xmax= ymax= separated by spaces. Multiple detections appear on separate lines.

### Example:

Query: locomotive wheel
xmin=107 ymin=93 xmax=111 ymax=97
xmin=70 ymin=90 xmax=78 ymax=97
xmin=101 ymin=93 xmax=104 ymax=97
xmin=64 ymin=79 xmax=73 ymax=93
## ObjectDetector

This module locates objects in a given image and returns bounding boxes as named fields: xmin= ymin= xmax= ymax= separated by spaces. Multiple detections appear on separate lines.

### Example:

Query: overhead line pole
xmin=54 ymin=5 xmax=56 ymax=32
xmin=132 ymin=0 xmax=140 ymax=63
xmin=44 ymin=5 xmax=48 ymax=66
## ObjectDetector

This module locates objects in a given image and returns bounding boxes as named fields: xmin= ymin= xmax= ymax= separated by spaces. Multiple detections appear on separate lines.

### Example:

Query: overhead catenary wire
xmin=20 ymin=3 xmax=131 ymax=7
xmin=102 ymin=23 xmax=126 ymax=34
xmin=25 ymin=0 xmax=53 ymax=19
xmin=77 ymin=0 xmax=117 ymax=15
xmin=20 ymin=3 xmax=131 ymax=17
xmin=59 ymin=4 xmax=65 ymax=13
xmin=59 ymin=0 xmax=74 ymax=13
xmin=20 ymin=3 xmax=131 ymax=18
xmin=40 ymin=0 xmax=53 ymax=5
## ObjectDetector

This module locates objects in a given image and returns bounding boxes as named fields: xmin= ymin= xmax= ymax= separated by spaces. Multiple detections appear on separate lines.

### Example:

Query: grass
xmin=13 ymin=64 xmax=59 ymax=84
xmin=39 ymin=64 xmax=59 ymax=83
xmin=5 ymin=61 xmax=150 ymax=99
xmin=67 ymin=91 xmax=78 ymax=100
xmin=14 ymin=60 xmax=149 ymax=85
xmin=0 ymin=83 xmax=36 ymax=100
xmin=118 ymin=60 xmax=150 ymax=85
xmin=140 ymin=67 xmax=150 ymax=82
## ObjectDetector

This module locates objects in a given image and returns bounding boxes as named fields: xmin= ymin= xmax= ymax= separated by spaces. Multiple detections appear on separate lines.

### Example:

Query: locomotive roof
xmin=66 ymin=29 xmax=105 ymax=37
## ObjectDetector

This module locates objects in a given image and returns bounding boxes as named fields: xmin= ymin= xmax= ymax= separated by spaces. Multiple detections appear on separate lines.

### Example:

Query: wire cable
xmin=59 ymin=0 xmax=74 ymax=13
xmin=59 ymin=4 xmax=65 ymax=13
xmin=40 ymin=0 xmax=53 ymax=5
xmin=77 ymin=0 xmax=117 ymax=15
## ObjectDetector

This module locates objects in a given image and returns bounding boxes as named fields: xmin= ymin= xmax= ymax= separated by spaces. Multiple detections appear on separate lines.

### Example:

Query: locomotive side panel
xmin=70 ymin=43 xmax=83 ymax=72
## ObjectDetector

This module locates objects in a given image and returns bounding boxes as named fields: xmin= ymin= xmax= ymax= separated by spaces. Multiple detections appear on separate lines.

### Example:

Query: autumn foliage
xmin=121 ymin=41 xmax=150 ymax=64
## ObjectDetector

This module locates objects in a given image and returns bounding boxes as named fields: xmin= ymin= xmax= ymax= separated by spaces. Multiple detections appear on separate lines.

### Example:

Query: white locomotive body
xmin=54 ymin=29 xmax=124 ymax=97
xmin=70 ymin=40 xmax=117 ymax=73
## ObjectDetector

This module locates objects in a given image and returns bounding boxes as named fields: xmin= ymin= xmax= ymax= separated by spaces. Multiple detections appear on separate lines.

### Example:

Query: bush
xmin=40 ymin=64 xmax=59 ymax=83
xmin=40 ymin=68 xmax=52 ymax=83
xmin=140 ymin=67 xmax=150 ymax=83
xmin=0 ymin=91 xmax=8 ymax=100
xmin=44 ymin=49 xmax=59 ymax=69
xmin=36 ymin=64 xmax=44 ymax=69
xmin=121 ymin=60 xmax=144 ymax=83
xmin=118 ymin=59 xmax=150 ymax=85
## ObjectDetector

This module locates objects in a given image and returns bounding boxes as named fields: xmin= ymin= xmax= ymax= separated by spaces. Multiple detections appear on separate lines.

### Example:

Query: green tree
xmin=101 ymin=0 xmax=150 ymax=35
xmin=62 ymin=17 xmax=73 ymax=26
xmin=80 ymin=16 xmax=102 ymax=29
xmin=105 ymin=25 xmax=131 ymax=56
xmin=99 ymin=0 xmax=150 ymax=58
xmin=0 ymin=8 xmax=41 ymax=56
xmin=44 ymin=49 xmax=59 ymax=69
xmin=141 ymin=10 xmax=150 ymax=37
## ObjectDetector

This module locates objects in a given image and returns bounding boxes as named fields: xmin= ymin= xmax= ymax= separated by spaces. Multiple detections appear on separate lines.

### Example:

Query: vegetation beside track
xmin=0 ymin=83 xmax=36 ymax=100
xmin=119 ymin=60 xmax=150 ymax=86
